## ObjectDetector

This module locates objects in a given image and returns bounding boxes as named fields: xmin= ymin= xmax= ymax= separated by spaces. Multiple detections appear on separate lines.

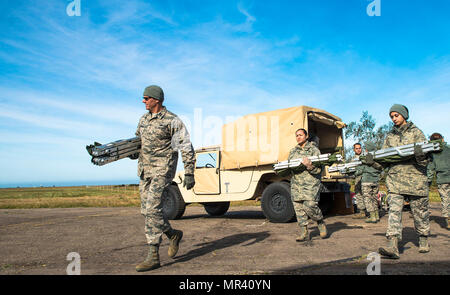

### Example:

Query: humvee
xmin=162 ymin=106 xmax=351 ymax=223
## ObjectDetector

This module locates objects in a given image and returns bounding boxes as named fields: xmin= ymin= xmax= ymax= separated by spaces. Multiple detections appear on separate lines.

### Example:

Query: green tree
xmin=344 ymin=111 xmax=393 ymax=159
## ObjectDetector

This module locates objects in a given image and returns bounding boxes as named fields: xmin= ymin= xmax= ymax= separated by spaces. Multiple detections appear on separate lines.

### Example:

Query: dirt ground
xmin=0 ymin=203 xmax=449 ymax=275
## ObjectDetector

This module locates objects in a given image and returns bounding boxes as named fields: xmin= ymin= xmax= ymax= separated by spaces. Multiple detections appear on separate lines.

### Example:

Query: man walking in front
xmin=134 ymin=85 xmax=196 ymax=272
xmin=377 ymin=104 xmax=430 ymax=259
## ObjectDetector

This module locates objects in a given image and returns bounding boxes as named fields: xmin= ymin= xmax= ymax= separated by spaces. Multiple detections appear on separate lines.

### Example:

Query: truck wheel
xmin=162 ymin=184 xmax=186 ymax=220
xmin=204 ymin=202 xmax=230 ymax=216
xmin=261 ymin=182 xmax=295 ymax=223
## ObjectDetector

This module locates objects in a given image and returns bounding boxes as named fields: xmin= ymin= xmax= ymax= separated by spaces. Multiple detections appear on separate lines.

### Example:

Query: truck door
xmin=193 ymin=151 xmax=220 ymax=195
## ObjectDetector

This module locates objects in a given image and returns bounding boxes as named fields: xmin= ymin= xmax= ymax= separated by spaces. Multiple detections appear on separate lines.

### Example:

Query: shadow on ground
xmin=373 ymin=227 xmax=450 ymax=253
xmin=270 ymin=258 xmax=450 ymax=275
xmin=309 ymin=221 xmax=364 ymax=239
xmin=164 ymin=231 xmax=270 ymax=267
xmin=181 ymin=210 xmax=266 ymax=220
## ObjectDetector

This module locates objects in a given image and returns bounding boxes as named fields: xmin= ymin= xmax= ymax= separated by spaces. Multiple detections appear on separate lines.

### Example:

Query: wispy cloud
xmin=235 ymin=3 xmax=256 ymax=32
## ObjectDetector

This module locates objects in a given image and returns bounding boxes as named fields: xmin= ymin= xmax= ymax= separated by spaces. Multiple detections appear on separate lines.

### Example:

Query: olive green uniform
xmin=427 ymin=143 xmax=450 ymax=218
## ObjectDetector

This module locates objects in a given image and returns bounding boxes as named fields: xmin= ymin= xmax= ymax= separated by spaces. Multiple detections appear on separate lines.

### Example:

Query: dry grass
xmin=0 ymin=186 xmax=140 ymax=209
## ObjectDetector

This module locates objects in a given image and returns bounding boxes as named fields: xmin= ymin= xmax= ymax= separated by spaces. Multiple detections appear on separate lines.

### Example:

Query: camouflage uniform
xmin=427 ymin=143 xmax=450 ymax=218
xmin=136 ymin=107 xmax=195 ymax=245
xmin=353 ymin=155 xmax=365 ymax=212
xmin=360 ymin=163 xmax=382 ymax=213
xmin=361 ymin=183 xmax=379 ymax=213
xmin=382 ymin=121 xmax=430 ymax=240
xmin=437 ymin=184 xmax=450 ymax=218
xmin=288 ymin=141 xmax=323 ymax=226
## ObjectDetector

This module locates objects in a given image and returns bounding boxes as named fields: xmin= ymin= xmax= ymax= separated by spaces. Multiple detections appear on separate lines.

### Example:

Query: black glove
xmin=183 ymin=174 xmax=195 ymax=190
xmin=128 ymin=152 xmax=139 ymax=160
xmin=275 ymin=168 xmax=292 ymax=177
xmin=292 ymin=165 xmax=306 ymax=174
xmin=361 ymin=153 xmax=375 ymax=166
xmin=414 ymin=144 xmax=425 ymax=160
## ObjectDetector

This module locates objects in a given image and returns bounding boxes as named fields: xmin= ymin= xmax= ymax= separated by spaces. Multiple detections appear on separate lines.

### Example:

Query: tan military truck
xmin=162 ymin=106 xmax=351 ymax=223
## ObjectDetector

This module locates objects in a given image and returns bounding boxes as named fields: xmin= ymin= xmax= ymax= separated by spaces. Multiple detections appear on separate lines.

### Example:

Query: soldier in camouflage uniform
xmin=427 ymin=133 xmax=450 ymax=229
xmin=289 ymin=128 xmax=327 ymax=241
xmin=351 ymin=143 xmax=383 ymax=222
xmin=377 ymin=104 xmax=430 ymax=259
xmin=351 ymin=143 xmax=366 ymax=219
xmin=359 ymin=148 xmax=383 ymax=223
xmin=134 ymin=85 xmax=196 ymax=272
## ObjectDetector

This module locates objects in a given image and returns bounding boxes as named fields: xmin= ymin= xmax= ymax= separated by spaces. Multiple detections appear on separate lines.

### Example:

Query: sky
xmin=1 ymin=0 xmax=449 ymax=187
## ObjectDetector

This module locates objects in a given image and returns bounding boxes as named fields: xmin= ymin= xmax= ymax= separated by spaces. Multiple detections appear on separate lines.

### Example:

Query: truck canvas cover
xmin=221 ymin=106 xmax=345 ymax=170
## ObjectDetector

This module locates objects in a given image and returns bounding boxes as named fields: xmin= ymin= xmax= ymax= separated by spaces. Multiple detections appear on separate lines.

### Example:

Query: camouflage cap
xmin=389 ymin=104 xmax=409 ymax=120
xmin=143 ymin=85 xmax=164 ymax=102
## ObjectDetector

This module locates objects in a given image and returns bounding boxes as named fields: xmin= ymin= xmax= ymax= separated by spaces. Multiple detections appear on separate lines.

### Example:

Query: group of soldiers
xmin=289 ymin=103 xmax=450 ymax=261
xmin=130 ymin=84 xmax=449 ymax=272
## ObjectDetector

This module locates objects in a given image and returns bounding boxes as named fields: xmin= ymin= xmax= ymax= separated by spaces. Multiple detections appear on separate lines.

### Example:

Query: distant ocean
xmin=0 ymin=179 xmax=139 ymax=188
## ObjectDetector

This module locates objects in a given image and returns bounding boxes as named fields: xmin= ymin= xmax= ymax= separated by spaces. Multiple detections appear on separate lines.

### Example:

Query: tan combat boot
xmin=352 ymin=210 xmax=366 ymax=219
xmin=136 ymin=245 xmax=160 ymax=272
xmin=295 ymin=226 xmax=310 ymax=242
xmin=378 ymin=236 xmax=400 ymax=259
xmin=167 ymin=229 xmax=183 ymax=258
xmin=418 ymin=236 xmax=430 ymax=253
xmin=317 ymin=220 xmax=328 ymax=239
xmin=365 ymin=211 xmax=377 ymax=223
xmin=375 ymin=210 xmax=380 ymax=222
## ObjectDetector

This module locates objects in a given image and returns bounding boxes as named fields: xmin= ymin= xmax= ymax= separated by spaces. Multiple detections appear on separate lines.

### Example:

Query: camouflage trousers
xmin=386 ymin=193 xmax=430 ymax=240
xmin=139 ymin=175 xmax=172 ymax=245
xmin=293 ymin=200 xmax=324 ymax=227
xmin=437 ymin=183 xmax=450 ymax=218
xmin=354 ymin=181 xmax=365 ymax=210
xmin=361 ymin=182 xmax=379 ymax=213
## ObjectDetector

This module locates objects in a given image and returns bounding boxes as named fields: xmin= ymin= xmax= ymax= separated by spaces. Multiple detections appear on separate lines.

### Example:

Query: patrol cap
xmin=389 ymin=104 xmax=409 ymax=121
xmin=143 ymin=85 xmax=164 ymax=102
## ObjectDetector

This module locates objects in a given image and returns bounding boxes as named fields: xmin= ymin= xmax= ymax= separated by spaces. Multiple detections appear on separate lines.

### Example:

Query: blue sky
xmin=1 ymin=0 xmax=449 ymax=187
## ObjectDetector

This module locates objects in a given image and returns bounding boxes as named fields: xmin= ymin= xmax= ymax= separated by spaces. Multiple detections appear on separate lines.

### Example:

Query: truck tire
xmin=204 ymin=202 xmax=230 ymax=216
xmin=261 ymin=182 xmax=295 ymax=223
xmin=162 ymin=184 xmax=186 ymax=220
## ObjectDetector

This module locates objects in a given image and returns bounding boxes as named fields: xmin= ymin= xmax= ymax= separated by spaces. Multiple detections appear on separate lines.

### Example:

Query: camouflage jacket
xmin=360 ymin=164 xmax=381 ymax=184
xmin=352 ymin=155 xmax=363 ymax=185
xmin=382 ymin=121 xmax=428 ymax=196
xmin=427 ymin=143 xmax=450 ymax=185
xmin=288 ymin=141 xmax=322 ymax=201
xmin=135 ymin=107 xmax=195 ymax=179
xmin=352 ymin=154 xmax=382 ymax=184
